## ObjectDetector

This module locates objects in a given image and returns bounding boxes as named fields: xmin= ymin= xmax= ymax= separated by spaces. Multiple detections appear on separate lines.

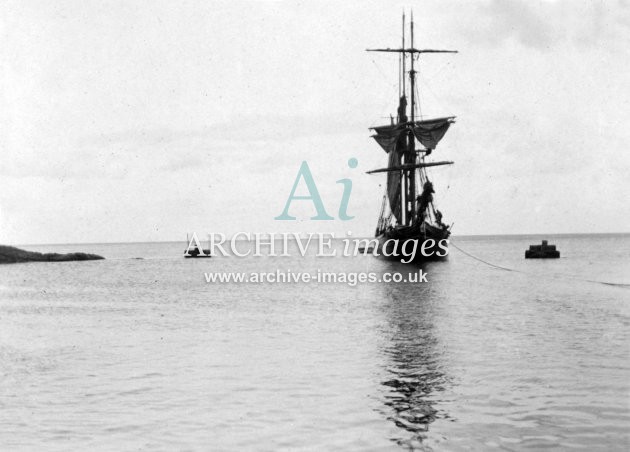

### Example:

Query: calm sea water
xmin=1 ymin=234 xmax=629 ymax=451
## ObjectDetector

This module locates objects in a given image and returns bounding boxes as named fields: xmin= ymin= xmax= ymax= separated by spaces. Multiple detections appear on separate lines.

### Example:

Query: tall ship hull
xmin=367 ymin=13 xmax=457 ymax=263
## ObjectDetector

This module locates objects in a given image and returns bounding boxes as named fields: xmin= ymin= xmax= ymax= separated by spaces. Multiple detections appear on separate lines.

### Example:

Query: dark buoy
xmin=184 ymin=234 xmax=212 ymax=258
xmin=184 ymin=247 xmax=212 ymax=258
xmin=525 ymin=240 xmax=560 ymax=259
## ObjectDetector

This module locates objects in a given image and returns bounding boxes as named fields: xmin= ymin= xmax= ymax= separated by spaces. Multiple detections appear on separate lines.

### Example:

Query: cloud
xmin=0 ymin=112 xmax=360 ymax=180
xmin=80 ymin=113 xmax=366 ymax=148
xmin=465 ymin=0 xmax=628 ymax=51
xmin=482 ymin=0 xmax=554 ymax=49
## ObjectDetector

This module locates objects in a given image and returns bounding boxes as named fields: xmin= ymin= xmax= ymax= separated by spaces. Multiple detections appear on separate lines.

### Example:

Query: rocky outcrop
xmin=0 ymin=245 xmax=104 ymax=264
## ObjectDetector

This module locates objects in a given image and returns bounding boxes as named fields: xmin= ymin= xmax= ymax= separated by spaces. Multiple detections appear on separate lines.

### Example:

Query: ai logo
xmin=274 ymin=158 xmax=358 ymax=221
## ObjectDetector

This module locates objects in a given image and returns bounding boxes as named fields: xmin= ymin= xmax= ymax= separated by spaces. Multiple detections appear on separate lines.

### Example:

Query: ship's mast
xmin=366 ymin=12 xmax=457 ymax=228
xmin=401 ymin=12 xmax=406 ymax=100
xmin=400 ymin=13 xmax=407 ymax=225
xmin=410 ymin=13 xmax=415 ymax=124
xmin=406 ymin=12 xmax=416 ymax=225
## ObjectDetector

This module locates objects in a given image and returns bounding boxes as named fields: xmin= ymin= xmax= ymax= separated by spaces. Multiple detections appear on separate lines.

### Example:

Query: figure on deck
xmin=435 ymin=209 xmax=443 ymax=225
xmin=415 ymin=181 xmax=434 ymax=224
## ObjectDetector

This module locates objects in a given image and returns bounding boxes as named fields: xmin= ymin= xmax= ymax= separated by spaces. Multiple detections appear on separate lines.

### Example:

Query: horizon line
xmin=8 ymin=231 xmax=630 ymax=248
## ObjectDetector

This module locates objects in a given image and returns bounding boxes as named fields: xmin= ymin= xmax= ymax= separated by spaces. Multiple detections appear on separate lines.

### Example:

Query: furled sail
xmin=371 ymin=117 xmax=454 ymax=224
xmin=371 ymin=125 xmax=404 ymax=154
xmin=412 ymin=117 xmax=455 ymax=150
xmin=386 ymin=145 xmax=402 ymax=222
xmin=371 ymin=116 xmax=454 ymax=153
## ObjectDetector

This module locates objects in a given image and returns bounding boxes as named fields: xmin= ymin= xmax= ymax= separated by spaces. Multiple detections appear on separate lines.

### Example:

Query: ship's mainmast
xmin=406 ymin=12 xmax=416 ymax=225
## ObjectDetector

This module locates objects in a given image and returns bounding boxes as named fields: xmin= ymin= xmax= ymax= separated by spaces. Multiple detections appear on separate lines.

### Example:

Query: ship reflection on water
xmin=377 ymin=262 xmax=452 ymax=450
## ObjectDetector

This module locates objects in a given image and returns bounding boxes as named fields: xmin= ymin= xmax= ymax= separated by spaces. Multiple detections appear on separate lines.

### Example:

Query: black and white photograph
xmin=1 ymin=1 xmax=629 ymax=450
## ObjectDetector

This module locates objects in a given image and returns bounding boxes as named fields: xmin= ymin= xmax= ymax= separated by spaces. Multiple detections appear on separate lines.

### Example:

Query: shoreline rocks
xmin=0 ymin=245 xmax=104 ymax=264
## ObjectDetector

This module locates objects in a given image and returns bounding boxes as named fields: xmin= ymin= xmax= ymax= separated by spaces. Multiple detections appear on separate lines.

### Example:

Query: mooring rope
xmin=449 ymin=240 xmax=516 ymax=272
xmin=449 ymin=240 xmax=629 ymax=288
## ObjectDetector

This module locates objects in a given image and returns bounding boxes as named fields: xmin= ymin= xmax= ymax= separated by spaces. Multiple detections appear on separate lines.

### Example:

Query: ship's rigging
xmin=367 ymin=12 xmax=457 ymax=256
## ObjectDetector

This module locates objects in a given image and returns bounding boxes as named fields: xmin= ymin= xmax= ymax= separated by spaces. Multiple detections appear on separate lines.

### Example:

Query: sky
xmin=1 ymin=0 xmax=629 ymax=244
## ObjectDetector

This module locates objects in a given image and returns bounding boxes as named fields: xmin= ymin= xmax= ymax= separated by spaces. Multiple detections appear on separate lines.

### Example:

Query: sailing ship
xmin=367 ymin=13 xmax=456 ymax=262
